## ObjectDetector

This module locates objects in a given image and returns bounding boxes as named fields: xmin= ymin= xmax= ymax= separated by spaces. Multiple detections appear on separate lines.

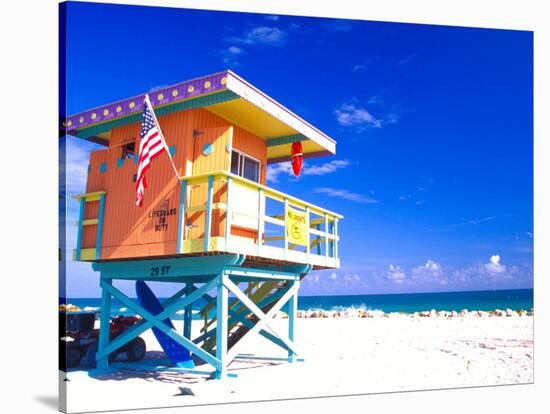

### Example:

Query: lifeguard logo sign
xmin=286 ymin=205 xmax=308 ymax=246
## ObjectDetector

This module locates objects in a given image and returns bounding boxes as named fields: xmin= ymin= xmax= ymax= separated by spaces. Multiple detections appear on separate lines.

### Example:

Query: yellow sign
xmin=286 ymin=206 xmax=308 ymax=246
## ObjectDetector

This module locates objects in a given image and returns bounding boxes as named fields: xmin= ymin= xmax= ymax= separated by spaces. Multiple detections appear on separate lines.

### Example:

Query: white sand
xmin=62 ymin=316 xmax=533 ymax=413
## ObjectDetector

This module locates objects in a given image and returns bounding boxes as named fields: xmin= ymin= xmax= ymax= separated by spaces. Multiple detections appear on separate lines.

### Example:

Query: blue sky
xmin=62 ymin=2 xmax=533 ymax=297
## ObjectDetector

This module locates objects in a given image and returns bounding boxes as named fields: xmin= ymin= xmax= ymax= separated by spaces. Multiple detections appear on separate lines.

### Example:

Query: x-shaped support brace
xmin=222 ymin=277 xmax=300 ymax=362
xmin=194 ymin=289 xmax=297 ymax=355
xmin=96 ymin=278 xmax=220 ymax=370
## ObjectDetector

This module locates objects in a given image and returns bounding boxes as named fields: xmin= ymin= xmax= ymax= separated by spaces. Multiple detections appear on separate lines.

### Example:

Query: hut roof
xmin=62 ymin=70 xmax=336 ymax=163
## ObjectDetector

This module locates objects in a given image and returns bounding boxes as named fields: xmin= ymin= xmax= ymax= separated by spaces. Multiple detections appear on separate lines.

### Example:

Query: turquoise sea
xmin=63 ymin=288 xmax=533 ymax=319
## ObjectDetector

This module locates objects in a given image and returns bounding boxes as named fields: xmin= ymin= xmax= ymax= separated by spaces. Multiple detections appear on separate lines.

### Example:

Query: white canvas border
xmin=0 ymin=0 xmax=546 ymax=413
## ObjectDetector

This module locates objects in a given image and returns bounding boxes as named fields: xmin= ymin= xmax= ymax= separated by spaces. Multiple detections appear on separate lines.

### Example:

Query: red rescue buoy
xmin=291 ymin=142 xmax=303 ymax=176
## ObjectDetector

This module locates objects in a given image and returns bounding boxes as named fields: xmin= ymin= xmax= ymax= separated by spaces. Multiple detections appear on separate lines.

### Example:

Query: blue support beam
xmin=94 ymin=284 xmax=190 ymax=361
xmin=92 ymin=254 xmax=243 ymax=280
xmin=192 ymin=282 xmax=296 ymax=346
xmin=87 ymin=253 xmax=308 ymax=380
xmin=183 ymin=283 xmax=194 ymax=340
xmin=99 ymin=279 xmax=221 ymax=369
xmin=215 ymin=274 xmax=229 ymax=379
xmin=226 ymin=280 xmax=301 ymax=362
xmin=97 ymin=278 xmax=112 ymax=370
xmin=288 ymin=280 xmax=299 ymax=362
xmin=227 ymin=305 xmax=295 ymax=354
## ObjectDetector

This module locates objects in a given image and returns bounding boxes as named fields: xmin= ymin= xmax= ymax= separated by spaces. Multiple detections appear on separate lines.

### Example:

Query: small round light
xmin=129 ymin=101 xmax=135 ymax=109
xmin=79 ymin=116 xmax=84 ymax=123
xmin=103 ymin=108 xmax=109 ymax=116
xmin=204 ymin=81 xmax=211 ymax=89
xmin=172 ymin=89 xmax=179 ymax=97
xmin=116 ymin=106 xmax=122 ymax=113
xmin=67 ymin=120 xmax=72 ymax=127
xmin=187 ymin=85 xmax=194 ymax=93
xmin=91 ymin=113 xmax=97 ymax=120
xmin=202 ymin=143 xmax=213 ymax=156
xmin=157 ymin=93 xmax=164 ymax=101
xmin=220 ymin=77 xmax=228 ymax=85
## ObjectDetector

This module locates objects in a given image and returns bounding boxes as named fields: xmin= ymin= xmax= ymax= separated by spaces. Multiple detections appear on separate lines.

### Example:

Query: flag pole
xmin=144 ymin=94 xmax=181 ymax=182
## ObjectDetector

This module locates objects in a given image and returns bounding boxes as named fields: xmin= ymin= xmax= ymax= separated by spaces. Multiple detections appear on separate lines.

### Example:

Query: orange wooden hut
xmin=64 ymin=70 xmax=342 ymax=378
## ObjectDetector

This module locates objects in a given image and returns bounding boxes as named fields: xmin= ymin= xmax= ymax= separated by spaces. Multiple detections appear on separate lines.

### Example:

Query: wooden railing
xmin=176 ymin=171 xmax=342 ymax=269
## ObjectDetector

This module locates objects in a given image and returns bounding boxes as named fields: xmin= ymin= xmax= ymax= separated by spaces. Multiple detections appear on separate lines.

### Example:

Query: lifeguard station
xmin=64 ymin=70 xmax=342 ymax=379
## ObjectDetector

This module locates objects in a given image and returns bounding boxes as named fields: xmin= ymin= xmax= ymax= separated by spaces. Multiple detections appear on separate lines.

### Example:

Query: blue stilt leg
xmin=288 ymin=280 xmax=299 ymax=362
xmin=183 ymin=283 xmax=193 ymax=340
xmin=97 ymin=278 xmax=112 ymax=370
xmin=215 ymin=274 xmax=228 ymax=379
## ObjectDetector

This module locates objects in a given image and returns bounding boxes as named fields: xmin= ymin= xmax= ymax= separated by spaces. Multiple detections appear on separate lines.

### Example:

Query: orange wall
xmin=81 ymin=107 xmax=266 ymax=260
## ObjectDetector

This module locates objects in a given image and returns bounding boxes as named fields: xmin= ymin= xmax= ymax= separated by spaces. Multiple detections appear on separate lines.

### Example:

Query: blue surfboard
xmin=135 ymin=280 xmax=194 ymax=368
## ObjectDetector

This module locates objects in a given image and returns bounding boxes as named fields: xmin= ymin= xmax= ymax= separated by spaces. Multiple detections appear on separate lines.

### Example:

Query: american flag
xmin=135 ymin=97 xmax=168 ymax=207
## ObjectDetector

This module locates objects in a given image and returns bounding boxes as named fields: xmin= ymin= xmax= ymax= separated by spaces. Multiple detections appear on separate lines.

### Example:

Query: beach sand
xmin=61 ymin=315 xmax=533 ymax=413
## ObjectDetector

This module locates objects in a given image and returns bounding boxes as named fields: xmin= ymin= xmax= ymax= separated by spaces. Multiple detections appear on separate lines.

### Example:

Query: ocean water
xmin=63 ymin=289 xmax=533 ymax=318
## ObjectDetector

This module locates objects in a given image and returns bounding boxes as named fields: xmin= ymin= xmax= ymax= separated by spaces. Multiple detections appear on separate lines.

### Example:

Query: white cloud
xmin=222 ymin=26 xmax=287 ymax=66
xmin=424 ymin=259 xmax=441 ymax=273
xmin=266 ymin=159 xmax=350 ymax=183
xmin=387 ymin=264 xmax=406 ymax=284
xmin=64 ymin=136 xmax=102 ymax=195
xmin=228 ymin=46 xmax=243 ymax=54
xmin=412 ymin=260 xmax=448 ymax=285
xmin=485 ymin=255 xmax=506 ymax=274
xmin=266 ymin=162 xmax=293 ymax=183
xmin=228 ymin=26 xmax=287 ymax=46
xmin=302 ymin=160 xmax=350 ymax=176
xmin=314 ymin=187 xmax=379 ymax=204
xmin=334 ymin=103 xmax=382 ymax=128
xmin=399 ymin=195 xmax=412 ymax=201
xmin=367 ymin=95 xmax=383 ymax=105
xmin=330 ymin=272 xmax=338 ymax=280
xmin=61 ymin=136 xmax=104 ymax=253
xmin=449 ymin=216 xmax=497 ymax=228
xmin=345 ymin=273 xmax=361 ymax=282
xmin=221 ymin=46 xmax=245 ymax=67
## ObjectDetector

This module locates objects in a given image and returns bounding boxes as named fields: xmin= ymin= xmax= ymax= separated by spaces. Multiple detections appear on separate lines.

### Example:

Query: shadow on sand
xmin=77 ymin=351 xmax=285 ymax=384
xmin=34 ymin=395 xmax=58 ymax=411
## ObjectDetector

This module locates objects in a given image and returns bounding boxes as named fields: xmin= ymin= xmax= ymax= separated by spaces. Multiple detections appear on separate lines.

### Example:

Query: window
xmin=230 ymin=150 xmax=260 ymax=183
xmin=121 ymin=140 xmax=136 ymax=160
